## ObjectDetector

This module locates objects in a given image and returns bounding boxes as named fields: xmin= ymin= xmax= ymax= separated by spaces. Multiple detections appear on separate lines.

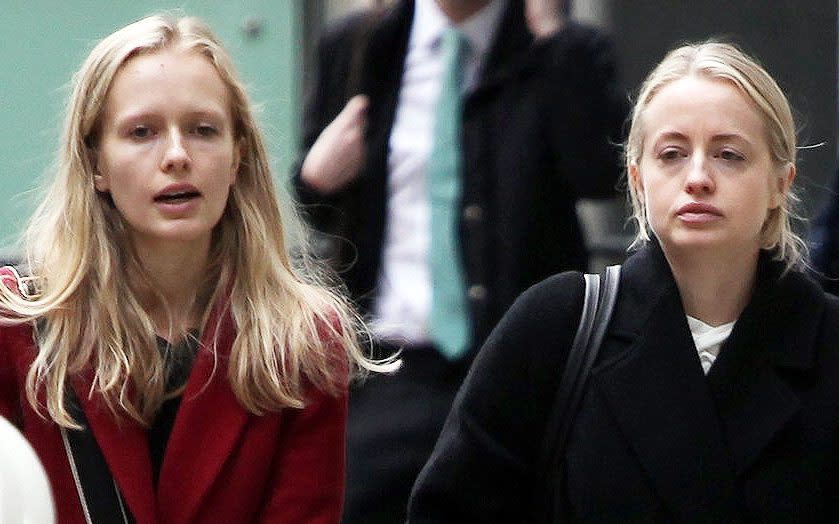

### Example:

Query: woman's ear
xmin=770 ymin=163 xmax=795 ymax=209
xmin=93 ymin=172 xmax=110 ymax=193
xmin=629 ymin=163 xmax=644 ymax=201
xmin=90 ymin=148 xmax=110 ymax=193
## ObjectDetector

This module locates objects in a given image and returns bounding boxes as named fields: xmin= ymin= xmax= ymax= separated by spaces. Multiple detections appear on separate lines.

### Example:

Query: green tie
xmin=428 ymin=28 xmax=470 ymax=360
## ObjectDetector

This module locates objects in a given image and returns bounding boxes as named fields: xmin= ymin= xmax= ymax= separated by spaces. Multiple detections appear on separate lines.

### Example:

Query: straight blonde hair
xmin=0 ymin=14 xmax=394 ymax=428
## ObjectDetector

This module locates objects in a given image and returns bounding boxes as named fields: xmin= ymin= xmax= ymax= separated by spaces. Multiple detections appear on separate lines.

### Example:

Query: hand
xmin=301 ymin=95 xmax=369 ymax=195
xmin=525 ymin=0 xmax=566 ymax=39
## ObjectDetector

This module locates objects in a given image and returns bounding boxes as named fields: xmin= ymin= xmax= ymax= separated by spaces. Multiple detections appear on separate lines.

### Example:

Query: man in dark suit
xmin=294 ymin=0 xmax=626 ymax=521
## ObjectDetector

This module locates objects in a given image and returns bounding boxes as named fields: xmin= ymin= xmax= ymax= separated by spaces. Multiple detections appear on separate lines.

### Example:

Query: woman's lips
xmin=154 ymin=183 xmax=201 ymax=202
xmin=676 ymin=202 xmax=723 ymax=224
xmin=154 ymin=184 xmax=202 ymax=214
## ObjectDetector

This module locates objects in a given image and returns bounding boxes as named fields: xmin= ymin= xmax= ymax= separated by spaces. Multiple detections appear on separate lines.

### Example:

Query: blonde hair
xmin=0 ymin=14 xmax=392 ymax=428
xmin=625 ymin=41 xmax=806 ymax=268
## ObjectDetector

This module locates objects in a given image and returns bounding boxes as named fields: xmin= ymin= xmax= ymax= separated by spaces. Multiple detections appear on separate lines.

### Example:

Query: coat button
xmin=463 ymin=204 xmax=483 ymax=223
xmin=468 ymin=284 xmax=487 ymax=301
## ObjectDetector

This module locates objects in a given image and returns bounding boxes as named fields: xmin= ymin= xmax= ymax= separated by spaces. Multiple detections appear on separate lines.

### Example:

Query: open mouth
xmin=154 ymin=191 xmax=201 ymax=203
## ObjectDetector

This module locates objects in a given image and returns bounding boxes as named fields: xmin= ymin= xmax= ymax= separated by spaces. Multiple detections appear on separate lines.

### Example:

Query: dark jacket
xmin=294 ymin=0 xmax=626 ymax=357
xmin=408 ymin=242 xmax=839 ymax=522
xmin=810 ymin=167 xmax=839 ymax=295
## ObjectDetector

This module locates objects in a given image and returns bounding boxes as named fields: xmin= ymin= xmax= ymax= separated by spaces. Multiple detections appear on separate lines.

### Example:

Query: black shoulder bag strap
xmin=61 ymin=393 xmax=135 ymax=524
xmin=536 ymin=264 xmax=621 ymax=522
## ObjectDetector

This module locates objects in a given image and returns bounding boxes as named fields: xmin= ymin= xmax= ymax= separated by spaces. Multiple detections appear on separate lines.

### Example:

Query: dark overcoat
xmin=409 ymin=242 xmax=839 ymax=522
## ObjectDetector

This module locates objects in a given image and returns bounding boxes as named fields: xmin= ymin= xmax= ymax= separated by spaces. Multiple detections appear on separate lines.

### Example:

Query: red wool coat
xmin=0 ymin=279 xmax=347 ymax=524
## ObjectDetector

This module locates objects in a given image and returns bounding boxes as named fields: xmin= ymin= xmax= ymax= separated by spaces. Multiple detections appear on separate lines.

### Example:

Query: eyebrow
xmin=109 ymin=108 xmax=229 ymax=130
xmin=652 ymin=131 xmax=755 ymax=147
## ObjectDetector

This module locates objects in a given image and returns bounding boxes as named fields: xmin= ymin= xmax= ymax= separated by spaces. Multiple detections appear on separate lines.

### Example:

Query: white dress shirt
xmin=369 ymin=0 xmax=508 ymax=343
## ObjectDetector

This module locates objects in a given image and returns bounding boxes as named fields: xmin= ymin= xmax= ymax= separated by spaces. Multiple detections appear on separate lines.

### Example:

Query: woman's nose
xmin=160 ymin=130 xmax=190 ymax=173
xmin=684 ymin=156 xmax=715 ymax=194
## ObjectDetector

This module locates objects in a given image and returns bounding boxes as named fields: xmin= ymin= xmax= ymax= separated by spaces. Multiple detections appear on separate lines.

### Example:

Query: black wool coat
xmin=409 ymin=242 xmax=839 ymax=522
xmin=293 ymin=0 xmax=627 ymax=357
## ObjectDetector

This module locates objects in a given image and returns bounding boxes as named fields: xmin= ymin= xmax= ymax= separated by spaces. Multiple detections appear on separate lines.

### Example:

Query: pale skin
xmin=629 ymin=76 xmax=794 ymax=326
xmin=94 ymin=48 xmax=241 ymax=338
xmin=524 ymin=0 xmax=565 ymax=38
xmin=301 ymin=0 xmax=565 ymax=195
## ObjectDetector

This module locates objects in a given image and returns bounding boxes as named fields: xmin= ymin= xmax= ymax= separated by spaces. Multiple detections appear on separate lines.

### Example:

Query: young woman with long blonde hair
xmin=0 ymin=14 xmax=392 ymax=524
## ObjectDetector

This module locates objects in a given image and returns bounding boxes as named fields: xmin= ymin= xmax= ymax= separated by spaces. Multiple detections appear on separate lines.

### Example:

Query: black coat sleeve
xmin=545 ymin=24 xmax=628 ymax=199
xmin=291 ymin=13 xmax=367 ymax=214
xmin=408 ymin=272 xmax=586 ymax=523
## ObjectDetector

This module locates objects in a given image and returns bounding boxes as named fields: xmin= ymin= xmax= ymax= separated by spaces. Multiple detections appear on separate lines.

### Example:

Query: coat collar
xmin=362 ymin=0 xmax=538 ymax=103
xmin=593 ymin=241 xmax=825 ymax=519
xmin=74 ymin=295 xmax=248 ymax=524
xmin=705 ymin=248 xmax=823 ymax=475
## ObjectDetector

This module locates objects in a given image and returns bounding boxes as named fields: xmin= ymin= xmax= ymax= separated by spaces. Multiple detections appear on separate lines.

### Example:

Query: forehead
xmin=104 ymin=47 xmax=231 ymax=116
xmin=642 ymin=76 xmax=767 ymax=143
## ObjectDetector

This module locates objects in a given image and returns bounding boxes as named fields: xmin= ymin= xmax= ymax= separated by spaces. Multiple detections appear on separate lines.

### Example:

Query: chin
xmin=663 ymin=233 xmax=759 ymax=256
xmin=132 ymin=224 xmax=216 ymax=247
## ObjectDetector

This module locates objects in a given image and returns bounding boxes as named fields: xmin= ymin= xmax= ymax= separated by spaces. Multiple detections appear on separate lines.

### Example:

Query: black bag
xmin=536 ymin=265 xmax=621 ymax=522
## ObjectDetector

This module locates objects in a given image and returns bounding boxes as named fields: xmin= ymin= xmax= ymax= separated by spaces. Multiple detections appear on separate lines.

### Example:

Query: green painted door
xmin=0 ymin=1 xmax=303 ymax=255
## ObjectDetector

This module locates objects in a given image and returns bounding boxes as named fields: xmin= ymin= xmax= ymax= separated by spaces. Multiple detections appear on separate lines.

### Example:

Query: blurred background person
xmin=294 ymin=0 xmax=626 ymax=521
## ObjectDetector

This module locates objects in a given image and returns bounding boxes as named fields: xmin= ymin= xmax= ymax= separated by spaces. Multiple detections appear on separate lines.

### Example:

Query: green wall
xmin=0 ymin=1 xmax=303 ymax=252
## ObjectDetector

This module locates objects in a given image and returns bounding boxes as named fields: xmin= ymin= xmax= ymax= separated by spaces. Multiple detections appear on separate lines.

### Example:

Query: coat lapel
xmin=470 ymin=0 xmax=536 ymax=97
xmin=595 ymin=244 xmax=739 ymax=519
xmin=73 ymin=379 xmax=157 ymax=524
xmin=358 ymin=0 xmax=411 ymax=169
xmin=349 ymin=0 xmax=412 ymax=310
xmin=156 ymin=298 xmax=248 ymax=524
xmin=595 ymin=245 xmax=826 ymax=518
xmin=707 ymin=255 xmax=822 ymax=476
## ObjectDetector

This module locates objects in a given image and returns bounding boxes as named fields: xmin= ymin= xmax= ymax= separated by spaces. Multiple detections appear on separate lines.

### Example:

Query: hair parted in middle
xmin=624 ymin=41 xmax=806 ymax=269
xmin=0 ymin=14 xmax=395 ymax=429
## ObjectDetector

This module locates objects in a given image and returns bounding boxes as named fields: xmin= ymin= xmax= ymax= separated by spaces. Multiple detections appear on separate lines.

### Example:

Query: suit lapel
xmin=469 ymin=0 xmax=538 ymax=101
xmin=347 ymin=1 xmax=412 ymax=308
xmin=73 ymin=379 xmax=156 ymax=524
xmin=707 ymin=256 xmax=822 ymax=476
xmin=358 ymin=0 xmax=411 ymax=168
xmin=595 ymin=244 xmax=738 ymax=519
xmin=156 ymin=298 xmax=248 ymax=524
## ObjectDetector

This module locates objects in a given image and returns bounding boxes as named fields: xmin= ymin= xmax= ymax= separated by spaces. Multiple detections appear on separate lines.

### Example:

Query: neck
xmin=436 ymin=0 xmax=490 ymax=23
xmin=132 ymin=235 xmax=213 ymax=338
xmin=664 ymin=245 xmax=760 ymax=326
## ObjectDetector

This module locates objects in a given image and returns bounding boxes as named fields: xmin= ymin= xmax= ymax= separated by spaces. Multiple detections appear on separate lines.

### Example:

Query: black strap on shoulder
xmin=61 ymin=391 xmax=135 ymax=524
xmin=536 ymin=264 xmax=621 ymax=522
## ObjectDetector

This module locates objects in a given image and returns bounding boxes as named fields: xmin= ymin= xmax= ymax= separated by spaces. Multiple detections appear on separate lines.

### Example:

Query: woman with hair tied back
xmin=408 ymin=42 xmax=839 ymax=522
xmin=0 ymin=14 xmax=394 ymax=524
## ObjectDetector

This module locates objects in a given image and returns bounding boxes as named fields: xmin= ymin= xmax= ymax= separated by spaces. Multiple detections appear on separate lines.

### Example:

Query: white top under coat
xmin=687 ymin=315 xmax=735 ymax=375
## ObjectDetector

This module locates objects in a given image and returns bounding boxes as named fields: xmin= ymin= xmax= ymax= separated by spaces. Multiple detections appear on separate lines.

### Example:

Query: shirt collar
xmin=409 ymin=0 xmax=508 ymax=59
